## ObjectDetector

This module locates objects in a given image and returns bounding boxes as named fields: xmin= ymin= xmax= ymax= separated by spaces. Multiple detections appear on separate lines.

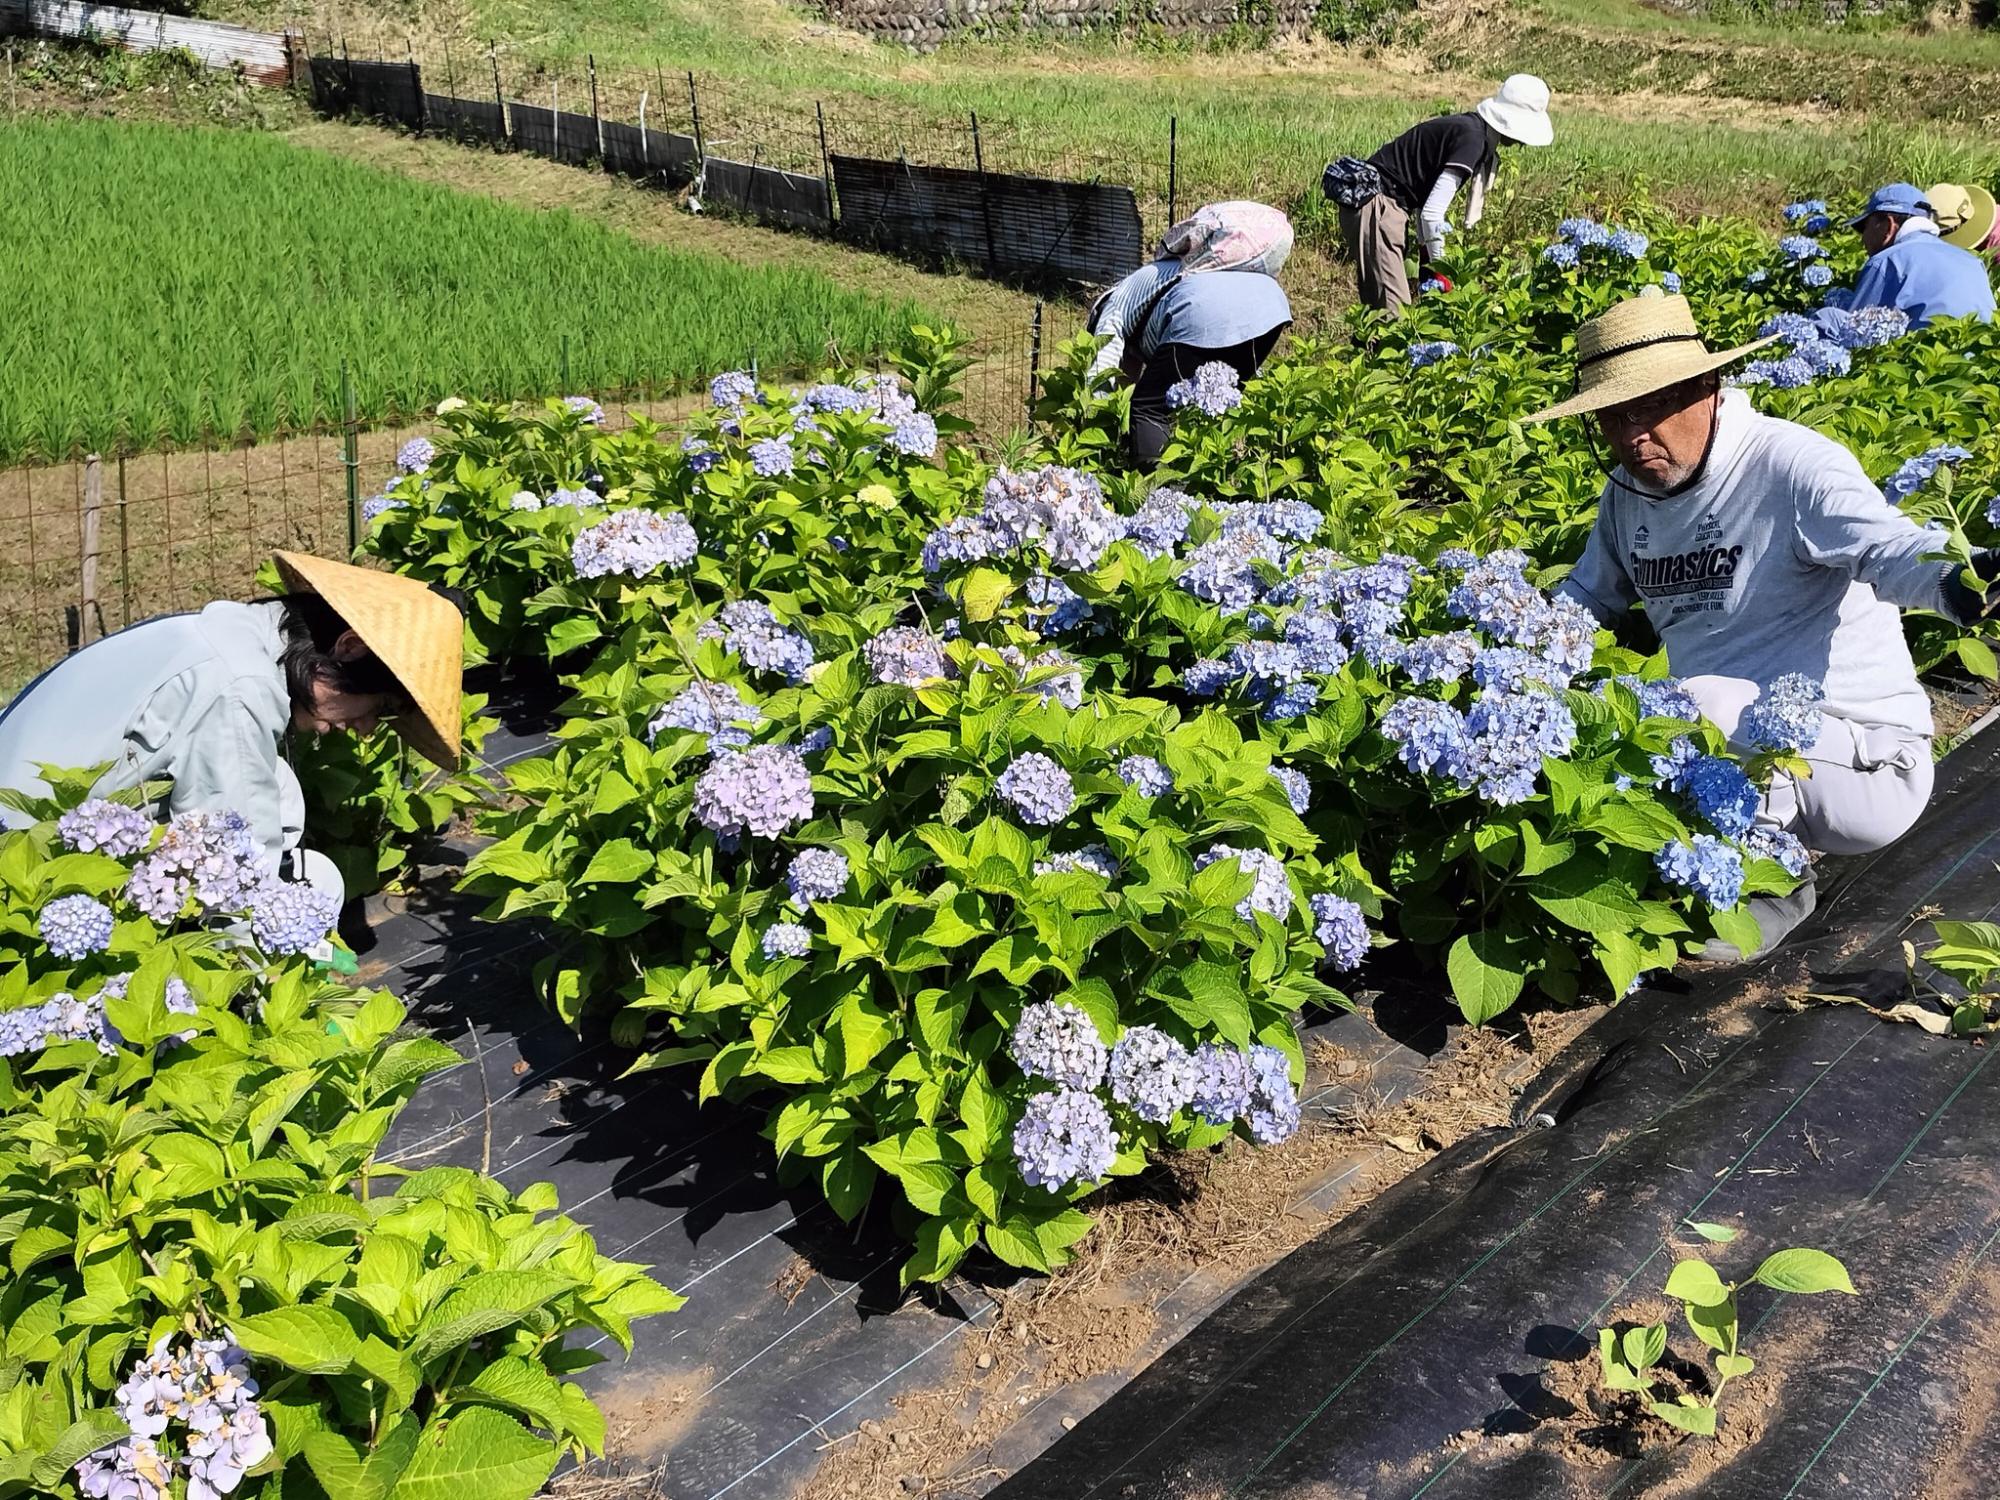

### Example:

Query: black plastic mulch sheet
xmin=702 ymin=155 xmax=833 ymax=234
xmin=423 ymin=95 xmax=506 ymax=148
xmin=600 ymin=121 xmax=700 ymax=187
xmin=508 ymin=103 xmax=601 ymax=167
xmin=992 ymin=720 xmax=2000 ymax=1500
xmin=329 ymin=59 xmax=425 ymax=131
xmin=832 ymin=155 xmax=1143 ymax=287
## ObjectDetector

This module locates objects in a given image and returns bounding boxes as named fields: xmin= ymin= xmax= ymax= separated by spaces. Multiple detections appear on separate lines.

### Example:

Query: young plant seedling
xmin=1597 ymin=1231 xmax=1856 ymax=1437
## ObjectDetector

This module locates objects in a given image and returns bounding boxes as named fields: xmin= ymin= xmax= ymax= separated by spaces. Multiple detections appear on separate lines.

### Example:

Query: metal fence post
xmin=971 ymin=111 xmax=998 ymax=274
xmin=687 ymin=71 xmax=704 ymax=162
xmin=491 ymin=40 xmax=506 ymax=144
xmin=588 ymin=54 xmax=605 ymax=167
xmin=815 ymin=101 xmax=835 ymax=228
xmin=1026 ymin=300 xmax=1044 ymax=422
xmin=341 ymin=363 xmax=361 ymax=552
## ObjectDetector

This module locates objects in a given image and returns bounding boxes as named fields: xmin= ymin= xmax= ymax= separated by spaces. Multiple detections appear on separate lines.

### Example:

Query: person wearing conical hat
xmin=0 ymin=554 xmax=464 ymax=908
xmin=1529 ymin=290 xmax=2000 ymax=961
xmin=1324 ymin=74 xmax=1554 ymax=314
xmin=1818 ymin=183 xmax=1994 ymax=330
xmin=1928 ymin=182 xmax=2000 ymax=258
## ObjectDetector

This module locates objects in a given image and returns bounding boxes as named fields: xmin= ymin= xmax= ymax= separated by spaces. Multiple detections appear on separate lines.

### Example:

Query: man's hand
xmin=1948 ymin=549 xmax=2000 ymax=623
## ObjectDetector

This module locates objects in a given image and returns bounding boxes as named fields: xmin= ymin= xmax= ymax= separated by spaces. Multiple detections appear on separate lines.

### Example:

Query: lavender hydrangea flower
xmin=1380 ymin=697 xmax=1468 ymax=778
xmin=1741 ymin=824 xmax=1811 ymax=878
xmin=1408 ymin=340 xmax=1460 ymax=369
xmin=1124 ymin=488 xmax=1193 ymax=559
xmin=1025 ymin=573 xmax=1093 ymax=634
xmin=1398 ymin=631 xmax=1481 ymax=685
xmin=1661 ymin=271 xmax=1683 ymax=293
xmin=571 ymin=509 xmax=698 ymax=579
xmin=749 ymin=438 xmax=796 ymax=478
xmin=1107 ymin=1025 xmax=1198 ymax=1123
xmin=127 ymin=811 xmax=269 ymax=923
xmin=1011 ymin=1000 xmax=1108 ymax=1090
xmin=360 ymin=493 xmax=403 ymax=524
xmin=39 ymin=894 xmax=113 ymax=959
xmin=563 ymin=395 xmax=605 ymax=425
xmin=717 ymin=600 xmax=814 ymax=682
xmin=1310 ymin=892 xmax=1369 ymax=971
xmin=1778 ymin=234 xmax=1823 ymax=263
xmin=710 ymin=370 xmax=759 ymax=409
xmin=82 ymin=1336 xmax=270 ymax=1500
xmin=786 ymin=848 xmax=849 ymax=908
xmin=1244 ymin=1044 xmax=1300 ymax=1144
xmin=1270 ymin=766 xmax=1311 ymax=816
xmin=1655 ymin=834 xmax=1745 ymax=910
xmin=983 ymin=465 xmax=1124 ymax=571
xmin=1740 ymin=674 xmax=1824 ymax=752
xmin=1542 ymin=241 xmax=1581 ymax=269
xmin=693 ymin=745 xmax=814 ymax=841
xmin=1194 ymin=845 xmax=1291 ymax=923
xmin=1683 ymin=755 xmax=1760 ymax=837
xmin=1881 ymin=444 xmax=1972 ymax=503
xmin=1165 ymin=361 xmax=1243 ymax=416
xmin=864 ymin=625 xmax=950 ymax=687
xmin=887 ymin=412 xmax=939 ymax=457
xmin=248 ymin=881 xmax=341 ymax=956
xmin=1457 ymin=689 xmax=1577 ymax=805
xmin=395 ymin=437 xmax=434 ymax=472
xmin=544 ymin=486 xmax=598 ymax=510
xmin=1117 ymin=755 xmax=1173 ymax=797
xmin=1189 ymin=1042 xmax=1253 ymax=1124
xmin=648 ymin=680 xmax=762 ymax=749
xmin=1034 ymin=845 xmax=1120 ymax=879
xmin=762 ymin=922 xmax=812 ymax=960
xmin=996 ymin=752 xmax=1076 ymax=827
xmin=997 ymin=646 xmax=1084 ymax=709
xmin=1178 ymin=527 xmax=1288 ymax=612
xmin=1013 ymin=1088 xmax=1117 ymax=1190
xmin=58 ymin=799 xmax=154 ymax=858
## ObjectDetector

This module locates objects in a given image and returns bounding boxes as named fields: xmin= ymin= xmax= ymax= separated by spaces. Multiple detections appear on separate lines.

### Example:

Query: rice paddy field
xmin=0 ymin=117 xmax=924 ymax=462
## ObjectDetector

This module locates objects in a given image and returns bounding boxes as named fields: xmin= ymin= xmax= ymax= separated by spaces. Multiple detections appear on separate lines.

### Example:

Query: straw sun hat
xmin=1928 ymin=182 xmax=1999 ymax=252
xmin=1524 ymin=289 xmax=1776 ymax=424
xmin=272 ymin=551 xmax=464 ymax=770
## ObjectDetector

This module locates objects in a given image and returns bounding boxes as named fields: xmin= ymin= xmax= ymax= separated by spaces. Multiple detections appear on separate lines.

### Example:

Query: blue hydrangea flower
xmin=1281 ymin=609 xmax=1349 ymax=675
xmin=1108 ymin=1025 xmax=1198 ymax=1123
xmin=1189 ymin=1042 xmax=1253 ymax=1123
xmin=717 ymin=601 xmax=814 ymax=683
xmin=1025 ymin=573 xmax=1093 ymax=634
xmin=1380 ymin=697 xmax=1468 ymax=778
xmin=1399 ymin=631 xmax=1481 ymax=686
xmin=1010 ymin=1000 xmax=1108 ymax=1091
xmin=1778 ymin=234 xmax=1823 ymax=263
xmin=1650 ymin=735 xmax=1700 ymax=792
xmin=1418 ymin=275 xmax=1450 ymax=294
xmin=1270 ymin=766 xmax=1312 ymax=816
xmin=1457 ymin=689 xmax=1577 ymax=805
xmin=750 ymin=438 xmax=796 ymax=478
xmin=1310 ymin=892 xmax=1369 ymax=971
xmin=1683 ymin=755 xmax=1759 ymax=837
xmin=1117 ymin=755 xmax=1173 ymax=797
xmin=571 ymin=509 xmax=698 ymax=579
xmin=1433 ymin=547 xmax=1477 ymax=572
xmin=786 ymin=848 xmax=849 ymax=908
xmin=1881 ymin=445 xmax=1973 ymax=503
xmin=1795 ymin=337 xmax=1850 ymax=377
xmin=1244 ymin=1043 xmax=1300 ymax=1144
xmin=58 ymin=799 xmax=153 ymax=858
xmin=997 ymin=646 xmax=1084 ymax=709
xmin=1606 ymin=227 xmax=1649 ymax=260
xmin=1819 ymin=305 xmax=1909 ymax=350
xmin=563 ymin=395 xmax=605 ymax=425
xmin=1661 ymin=271 xmax=1683 ymax=293
xmin=1165 ymin=361 xmax=1244 ymax=416
xmin=1741 ymin=825 xmax=1811 ymax=878
xmin=887 ymin=412 xmax=939 ymax=457
xmin=1541 ymin=241 xmax=1581 ymax=269
xmin=1262 ymin=681 xmax=1321 ymax=721
xmin=360 ymin=493 xmax=403 ymax=524
xmin=1655 ymin=835 xmax=1745 ymax=910
xmin=710 ymin=370 xmax=760 ymax=409
xmin=1783 ymin=198 xmax=1828 ymax=223
xmin=1013 ymin=1087 xmax=1117 ymax=1190
xmin=647 ymin=680 xmax=761 ymax=749
xmin=1740 ymin=674 xmax=1824 ymax=752
xmin=1178 ymin=528 xmax=1288 ymax=612
xmin=865 ymin=625 xmax=950 ymax=687
xmin=996 ymin=752 xmax=1076 ymax=827
xmin=1034 ymin=844 xmax=1120 ymax=879
xmin=1182 ymin=658 xmax=1235 ymax=697
xmin=1223 ymin=501 xmax=1324 ymax=544
xmin=693 ymin=745 xmax=814 ymax=840
xmin=762 ymin=921 xmax=811 ymax=960
xmin=1124 ymin=488 xmax=1193 ymax=559
xmin=1408 ymin=341 xmax=1460 ymax=368
xmin=1801 ymin=263 xmax=1834 ymax=289
xmin=1744 ymin=269 xmax=1770 ymax=287
xmin=1227 ymin=641 xmax=1306 ymax=698
xmin=248 ymin=881 xmax=341 ymax=955
xmin=968 ymin=466 xmax=1123 ymax=573
xmin=396 ymin=437 xmax=434 ymax=472
xmin=1194 ymin=845 xmax=1291 ymax=923
xmin=40 ymin=894 xmax=113 ymax=960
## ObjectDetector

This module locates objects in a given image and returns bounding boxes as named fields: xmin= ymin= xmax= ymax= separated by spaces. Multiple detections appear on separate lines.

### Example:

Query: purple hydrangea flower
xmin=563 ymin=395 xmax=605 ymax=425
xmin=58 ymin=799 xmax=154 ymax=858
xmin=1125 ymin=488 xmax=1193 ymax=559
xmin=1164 ymin=361 xmax=1243 ymax=416
xmin=1011 ymin=1001 xmax=1108 ymax=1090
xmin=1177 ymin=527 xmax=1288 ymax=612
xmin=864 ymin=625 xmax=950 ymax=687
xmin=693 ymin=745 xmax=814 ymax=841
xmin=360 ymin=493 xmax=403 ymax=524
xmin=395 ymin=437 xmax=434 ymax=473
xmin=1399 ymin=631 xmax=1481 ymax=685
xmin=648 ymin=680 xmax=762 ymax=749
xmin=761 ymin=922 xmax=811 ymax=960
xmin=248 ymin=881 xmax=341 ymax=955
xmin=1243 ymin=1043 xmax=1300 ymax=1144
xmin=1740 ymin=673 xmax=1824 ymax=752
xmin=1310 ymin=892 xmax=1369 ymax=971
xmin=1270 ymin=766 xmax=1311 ymax=816
xmin=571 ymin=509 xmax=698 ymax=579
xmin=1013 ymin=1087 xmax=1117 ymax=1190
xmin=750 ymin=438 xmax=796 ymax=478
xmin=996 ymin=752 xmax=1076 ymax=826
xmin=39 ymin=894 xmax=113 ymax=959
xmin=1034 ymin=844 xmax=1120 ymax=879
xmin=1194 ymin=845 xmax=1291 ymax=923
xmin=1189 ymin=1042 xmax=1253 ymax=1123
xmin=1656 ymin=835 xmax=1745 ymax=910
xmin=786 ymin=848 xmax=849 ymax=908
xmin=127 ymin=811 xmax=268 ymax=924
xmin=710 ymin=370 xmax=760 ymax=409
xmin=716 ymin=600 xmax=814 ymax=682
xmin=1107 ymin=1025 xmax=1198 ymax=1123
xmin=1117 ymin=754 xmax=1173 ymax=797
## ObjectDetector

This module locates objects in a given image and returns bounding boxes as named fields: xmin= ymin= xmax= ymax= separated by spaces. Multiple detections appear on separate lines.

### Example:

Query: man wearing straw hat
xmin=0 ymin=553 xmax=465 ymax=910
xmin=1531 ymin=290 xmax=2000 ymax=959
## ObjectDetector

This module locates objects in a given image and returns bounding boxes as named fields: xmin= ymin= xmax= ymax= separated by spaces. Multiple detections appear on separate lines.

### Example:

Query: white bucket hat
xmin=1477 ymin=74 xmax=1554 ymax=148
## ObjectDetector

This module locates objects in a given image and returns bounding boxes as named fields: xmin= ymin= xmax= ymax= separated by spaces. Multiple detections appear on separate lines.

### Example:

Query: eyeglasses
xmin=1596 ymin=379 xmax=1714 ymax=436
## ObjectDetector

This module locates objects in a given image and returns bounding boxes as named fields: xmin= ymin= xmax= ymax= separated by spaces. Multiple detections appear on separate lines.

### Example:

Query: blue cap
xmin=1849 ymin=183 xmax=1934 ymax=227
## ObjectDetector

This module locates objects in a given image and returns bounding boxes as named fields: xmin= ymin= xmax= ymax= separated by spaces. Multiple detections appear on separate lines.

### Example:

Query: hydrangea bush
xmin=0 ymin=773 xmax=680 ymax=1498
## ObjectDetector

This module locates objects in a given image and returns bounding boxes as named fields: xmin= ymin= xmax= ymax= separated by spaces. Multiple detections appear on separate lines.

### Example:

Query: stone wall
xmin=815 ymin=0 xmax=1326 ymax=52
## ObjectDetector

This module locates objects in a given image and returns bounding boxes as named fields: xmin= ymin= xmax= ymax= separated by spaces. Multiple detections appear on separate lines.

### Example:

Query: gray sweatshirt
xmin=1558 ymin=389 xmax=1953 ymax=738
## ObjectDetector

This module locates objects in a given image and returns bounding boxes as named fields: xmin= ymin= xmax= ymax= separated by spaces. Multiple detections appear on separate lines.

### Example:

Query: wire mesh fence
xmin=0 ymin=303 xmax=1090 ymax=700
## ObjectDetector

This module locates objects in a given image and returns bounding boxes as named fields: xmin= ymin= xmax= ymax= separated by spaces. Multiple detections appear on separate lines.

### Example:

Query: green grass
xmin=0 ymin=116 xmax=924 ymax=461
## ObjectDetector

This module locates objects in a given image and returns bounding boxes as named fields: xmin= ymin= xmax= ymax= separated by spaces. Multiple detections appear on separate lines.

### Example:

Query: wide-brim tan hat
xmin=272 ymin=551 xmax=464 ymax=770
xmin=1929 ymin=182 xmax=1998 ymax=251
xmin=1524 ymin=290 xmax=1777 ymax=424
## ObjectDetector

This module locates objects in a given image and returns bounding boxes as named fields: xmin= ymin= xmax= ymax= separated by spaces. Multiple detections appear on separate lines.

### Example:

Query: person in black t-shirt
xmin=1338 ymin=75 xmax=1553 ymax=314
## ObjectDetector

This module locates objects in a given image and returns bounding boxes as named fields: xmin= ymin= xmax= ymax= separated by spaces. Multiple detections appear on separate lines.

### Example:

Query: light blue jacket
xmin=1088 ymin=261 xmax=1293 ymax=376
xmin=0 ymin=601 xmax=302 ymax=860
xmin=1844 ymin=230 xmax=1996 ymax=328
